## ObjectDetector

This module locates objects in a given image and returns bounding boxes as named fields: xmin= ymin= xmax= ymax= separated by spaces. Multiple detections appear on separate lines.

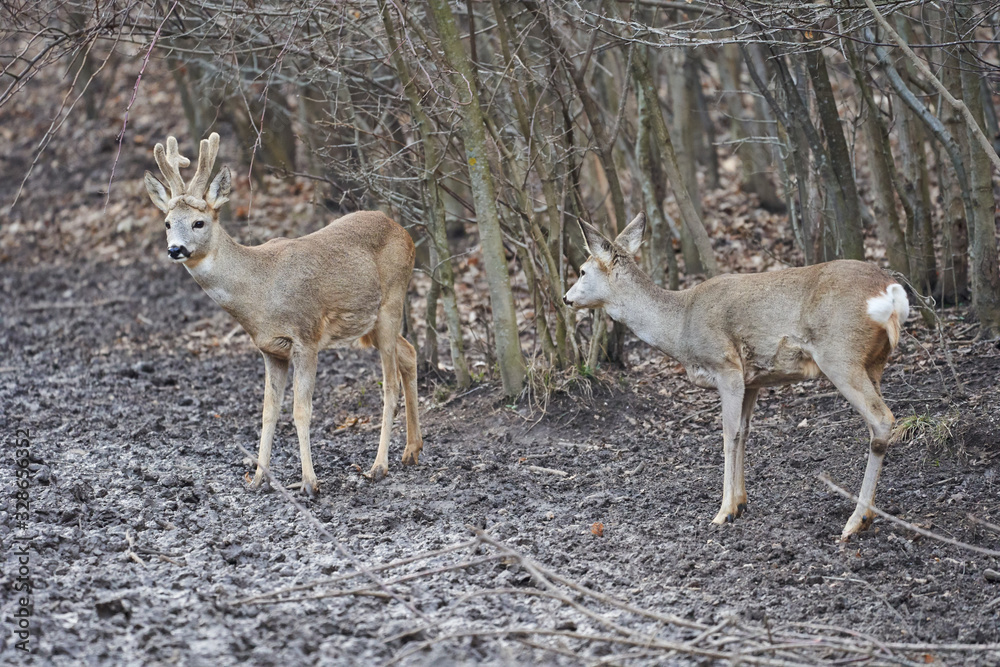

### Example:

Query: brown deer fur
xmin=144 ymin=133 xmax=422 ymax=494
xmin=564 ymin=213 xmax=908 ymax=539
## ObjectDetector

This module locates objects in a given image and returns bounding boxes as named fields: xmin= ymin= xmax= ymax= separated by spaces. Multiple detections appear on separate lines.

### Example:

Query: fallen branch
xmin=234 ymin=444 xmax=427 ymax=621
xmin=819 ymin=474 xmax=1000 ymax=557
xmin=524 ymin=464 xmax=570 ymax=477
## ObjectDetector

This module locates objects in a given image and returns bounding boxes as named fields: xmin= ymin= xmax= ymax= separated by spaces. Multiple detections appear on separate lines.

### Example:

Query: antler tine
xmin=187 ymin=132 xmax=220 ymax=197
xmin=153 ymin=136 xmax=191 ymax=198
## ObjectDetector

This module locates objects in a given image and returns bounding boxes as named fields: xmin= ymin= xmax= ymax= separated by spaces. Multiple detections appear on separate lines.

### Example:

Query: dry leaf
xmin=591 ymin=522 xmax=604 ymax=537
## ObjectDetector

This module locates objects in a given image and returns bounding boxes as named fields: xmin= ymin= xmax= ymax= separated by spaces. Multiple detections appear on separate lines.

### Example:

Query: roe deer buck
xmin=564 ymin=213 xmax=909 ymax=539
xmin=144 ymin=133 xmax=422 ymax=494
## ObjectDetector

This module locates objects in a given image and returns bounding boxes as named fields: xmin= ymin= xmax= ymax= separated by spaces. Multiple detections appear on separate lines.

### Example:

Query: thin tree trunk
xmin=719 ymin=44 xmax=784 ymax=213
xmin=935 ymin=12 xmax=971 ymax=304
xmin=957 ymin=2 xmax=1000 ymax=335
xmin=806 ymin=48 xmax=865 ymax=260
xmin=628 ymin=45 xmax=717 ymax=275
xmin=524 ymin=1 xmax=626 ymax=232
xmin=637 ymin=83 xmax=679 ymax=289
xmin=669 ymin=47 xmax=705 ymax=274
xmin=846 ymin=40 xmax=909 ymax=277
xmin=427 ymin=0 xmax=525 ymax=395
xmin=742 ymin=44 xmax=817 ymax=262
xmin=690 ymin=51 xmax=720 ymax=191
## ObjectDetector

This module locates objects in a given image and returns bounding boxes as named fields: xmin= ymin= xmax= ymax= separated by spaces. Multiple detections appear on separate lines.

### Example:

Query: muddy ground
xmin=2 ymin=248 xmax=1000 ymax=666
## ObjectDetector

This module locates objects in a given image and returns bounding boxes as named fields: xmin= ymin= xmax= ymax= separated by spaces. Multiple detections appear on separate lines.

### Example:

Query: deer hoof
xmin=248 ymin=472 xmax=267 ymax=491
xmin=712 ymin=508 xmax=737 ymax=525
xmin=364 ymin=464 xmax=388 ymax=482
xmin=737 ymin=502 xmax=748 ymax=516
xmin=401 ymin=445 xmax=421 ymax=466
xmin=300 ymin=477 xmax=319 ymax=497
xmin=840 ymin=512 xmax=875 ymax=541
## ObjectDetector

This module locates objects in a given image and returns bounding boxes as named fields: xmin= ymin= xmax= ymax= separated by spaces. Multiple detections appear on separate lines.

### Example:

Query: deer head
xmin=144 ymin=132 xmax=231 ymax=263
xmin=564 ymin=212 xmax=647 ymax=311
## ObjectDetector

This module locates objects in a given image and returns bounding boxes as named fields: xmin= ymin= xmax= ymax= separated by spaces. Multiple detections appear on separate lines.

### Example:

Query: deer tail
xmin=866 ymin=284 xmax=909 ymax=349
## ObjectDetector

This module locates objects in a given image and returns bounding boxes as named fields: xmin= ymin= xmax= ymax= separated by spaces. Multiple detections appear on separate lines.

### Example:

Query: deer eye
xmin=580 ymin=269 xmax=586 ymax=277
xmin=193 ymin=220 xmax=205 ymax=229
xmin=165 ymin=222 xmax=171 ymax=229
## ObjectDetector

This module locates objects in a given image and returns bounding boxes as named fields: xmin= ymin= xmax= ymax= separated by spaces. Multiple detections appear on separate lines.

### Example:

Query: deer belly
xmin=319 ymin=310 xmax=379 ymax=349
xmin=744 ymin=338 xmax=823 ymax=387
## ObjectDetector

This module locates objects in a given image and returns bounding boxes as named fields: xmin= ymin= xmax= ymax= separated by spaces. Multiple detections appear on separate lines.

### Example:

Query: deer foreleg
xmin=713 ymin=376 xmax=746 ymax=525
xmin=251 ymin=353 xmax=289 ymax=490
xmin=291 ymin=348 xmax=320 ymax=495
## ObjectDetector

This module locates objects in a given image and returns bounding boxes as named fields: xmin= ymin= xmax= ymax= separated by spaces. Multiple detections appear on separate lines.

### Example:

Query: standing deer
xmin=564 ymin=213 xmax=909 ymax=540
xmin=143 ymin=133 xmax=422 ymax=494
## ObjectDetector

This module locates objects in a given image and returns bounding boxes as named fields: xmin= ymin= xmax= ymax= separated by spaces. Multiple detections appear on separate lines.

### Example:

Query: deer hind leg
xmin=713 ymin=375 xmax=746 ymax=525
xmin=366 ymin=322 xmax=402 ymax=482
xmin=734 ymin=387 xmax=760 ymax=517
xmin=396 ymin=334 xmax=424 ymax=465
xmin=291 ymin=347 xmax=320 ymax=495
xmin=821 ymin=364 xmax=895 ymax=540
xmin=251 ymin=353 xmax=289 ymax=490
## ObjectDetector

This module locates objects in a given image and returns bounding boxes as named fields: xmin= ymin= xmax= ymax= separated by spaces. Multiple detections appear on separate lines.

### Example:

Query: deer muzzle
xmin=168 ymin=245 xmax=191 ymax=261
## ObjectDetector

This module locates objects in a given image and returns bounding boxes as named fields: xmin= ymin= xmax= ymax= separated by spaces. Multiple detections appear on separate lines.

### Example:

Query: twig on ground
xmin=524 ymin=464 xmax=570 ymax=477
xmin=819 ymin=474 xmax=1000 ymax=557
xmin=234 ymin=444 xmax=427 ymax=621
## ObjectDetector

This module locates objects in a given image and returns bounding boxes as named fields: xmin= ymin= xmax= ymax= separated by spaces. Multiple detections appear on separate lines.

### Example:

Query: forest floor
xmin=3 ymin=236 xmax=1000 ymax=666
xmin=3 ymin=61 xmax=1000 ymax=667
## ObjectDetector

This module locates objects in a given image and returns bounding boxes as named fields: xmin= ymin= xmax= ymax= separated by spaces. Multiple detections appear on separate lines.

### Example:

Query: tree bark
xmin=427 ymin=0 xmax=526 ymax=392
xmin=669 ymin=47 xmax=705 ymax=274
xmin=637 ymin=82 xmax=680 ymax=289
xmin=806 ymin=48 xmax=865 ymax=260
xmin=719 ymin=43 xmax=784 ymax=213
xmin=957 ymin=2 xmax=1000 ymax=335
xmin=845 ymin=40 xmax=909 ymax=277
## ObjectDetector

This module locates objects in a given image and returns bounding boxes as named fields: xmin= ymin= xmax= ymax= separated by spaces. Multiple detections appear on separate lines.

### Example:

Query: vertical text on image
xmin=10 ymin=425 xmax=33 ymax=653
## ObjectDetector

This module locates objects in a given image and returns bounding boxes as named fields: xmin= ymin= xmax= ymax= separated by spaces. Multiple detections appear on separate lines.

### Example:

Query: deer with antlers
xmin=143 ymin=133 xmax=423 ymax=494
xmin=564 ymin=213 xmax=909 ymax=540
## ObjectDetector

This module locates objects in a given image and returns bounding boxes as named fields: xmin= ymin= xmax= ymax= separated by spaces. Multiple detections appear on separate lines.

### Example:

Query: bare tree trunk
xmin=637 ymin=82 xmax=679 ymax=289
xmin=742 ymin=44 xmax=819 ymax=262
xmin=427 ymin=0 xmax=525 ymax=395
xmin=690 ymin=50 xmax=720 ymax=191
xmin=524 ymin=1 xmax=626 ymax=232
xmin=846 ymin=41 xmax=909 ymax=277
xmin=628 ymin=45 xmax=717 ymax=275
xmin=492 ymin=0 xmax=577 ymax=367
xmin=719 ymin=44 xmax=784 ymax=213
xmin=669 ymin=47 xmax=705 ymax=275
xmin=806 ymin=48 xmax=865 ymax=260
xmin=936 ymin=13 xmax=971 ymax=304
xmin=957 ymin=2 xmax=1000 ymax=335
xmin=381 ymin=2 xmax=471 ymax=388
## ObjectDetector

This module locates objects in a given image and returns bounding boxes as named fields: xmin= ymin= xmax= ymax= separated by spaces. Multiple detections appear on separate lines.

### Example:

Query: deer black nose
xmin=168 ymin=245 xmax=190 ymax=260
xmin=563 ymin=295 xmax=572 ymax=306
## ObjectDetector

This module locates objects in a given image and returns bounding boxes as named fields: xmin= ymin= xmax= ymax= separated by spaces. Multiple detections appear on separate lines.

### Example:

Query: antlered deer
xmin=144 ymin=133 xmax=422 ymax=494
xmin=564 ymin=213 xmax=909 ymax=539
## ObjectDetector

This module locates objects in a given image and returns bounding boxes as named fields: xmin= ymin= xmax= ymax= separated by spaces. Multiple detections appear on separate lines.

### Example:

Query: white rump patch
xmin=867 ymin=284 xmax=909 ymax=324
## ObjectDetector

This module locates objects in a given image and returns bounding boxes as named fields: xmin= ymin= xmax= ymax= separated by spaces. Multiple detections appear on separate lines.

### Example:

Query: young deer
xmin=564 ymin=213 xmax=909 ymax=540
xmin=144 ymin=133 xmax=422 ymax=494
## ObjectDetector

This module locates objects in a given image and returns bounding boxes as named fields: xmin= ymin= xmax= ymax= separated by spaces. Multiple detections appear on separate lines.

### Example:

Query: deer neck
xmin=183 ymin=226 xmax=260 ymax=316
xmin=605 ymin=270 xmax=688 ymax=358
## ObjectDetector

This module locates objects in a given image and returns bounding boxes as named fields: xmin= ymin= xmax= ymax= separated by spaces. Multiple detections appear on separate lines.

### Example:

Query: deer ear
xmin=578 ymin=220 xmax=613 ymax=264
xmin=206 ymin=165 xmax=231 ymax=209
xmin=614 ymin=212 xmax=646 ymax=256
xmin=144 ymin=171 xmax=170 ymax=213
